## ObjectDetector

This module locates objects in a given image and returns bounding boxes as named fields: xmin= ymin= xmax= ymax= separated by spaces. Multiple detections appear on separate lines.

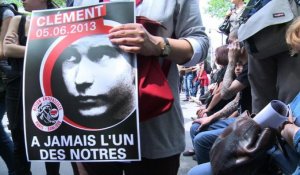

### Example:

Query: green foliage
xmin=5 ymin=0 xmax=22 ymax=7
xmin=207 ymin=0 xmax=249 ymax=19
xmin=207 ymin=0 xmax=232 ymax=18
xmin=53 ymin=0 xmax=66 ymax=7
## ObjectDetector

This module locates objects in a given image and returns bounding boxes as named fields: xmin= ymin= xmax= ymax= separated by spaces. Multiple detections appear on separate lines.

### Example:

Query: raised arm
xmin=221 ymin=41 xmax=246 ymax=100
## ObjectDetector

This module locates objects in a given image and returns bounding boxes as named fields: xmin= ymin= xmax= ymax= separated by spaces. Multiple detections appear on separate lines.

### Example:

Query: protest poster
xmin=24 ymin=1 xmax=140 ymax=162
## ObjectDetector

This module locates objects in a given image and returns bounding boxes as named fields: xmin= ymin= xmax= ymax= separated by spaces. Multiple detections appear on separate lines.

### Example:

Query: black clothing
xmin=236 ymin=63 xmax=252 ymax=113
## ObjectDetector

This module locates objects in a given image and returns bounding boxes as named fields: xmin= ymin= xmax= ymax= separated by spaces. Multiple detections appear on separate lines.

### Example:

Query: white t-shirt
xmin=2 ymin=8 xmax=15 ymax=21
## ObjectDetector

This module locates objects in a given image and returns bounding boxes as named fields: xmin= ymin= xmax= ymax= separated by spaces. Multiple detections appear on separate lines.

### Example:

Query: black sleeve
xmin=216 ymin=66 xmax=227 ymax=84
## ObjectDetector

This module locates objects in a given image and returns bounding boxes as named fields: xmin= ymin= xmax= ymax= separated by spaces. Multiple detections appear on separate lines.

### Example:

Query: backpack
xmin=238 ymin=0 xmax=300 ymax=59
xmin=210 ymin=112 xmax=277 ymax=175
xmin=239 ymin=0 xmax=272 ymax=24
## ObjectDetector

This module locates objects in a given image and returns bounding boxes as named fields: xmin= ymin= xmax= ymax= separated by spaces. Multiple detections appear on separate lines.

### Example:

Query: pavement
xmin=0 ymin=92 xmax=199 ymax=175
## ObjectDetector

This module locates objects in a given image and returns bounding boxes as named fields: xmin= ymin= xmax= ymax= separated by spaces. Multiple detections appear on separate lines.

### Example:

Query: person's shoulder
xmin=10 ymin=15 xmax=22 ymax=23
xmin=6 ymin=15 xmax=23 ymax=29
xmin=2 ymin=7 xmax=15 ymax=19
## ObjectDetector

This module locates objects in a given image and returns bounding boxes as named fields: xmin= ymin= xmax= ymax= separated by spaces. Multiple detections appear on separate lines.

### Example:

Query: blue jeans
xmin=184 ymin=73 xmax=194 ymax=98
xmin=190 ymin=118 xmax=236 ymax=164
xmin=187 ymin=162 xmax=212 ymax=175
xmin=268 ymin=143 xmax=299 ymax=175
xmin=200 ymin=86 xmax=207 ymax=96
xmin=294 ymin=167 xmax=300 ymax=175
xmin=191 ymin=81 xmax=200 ymax=97
xmin=0 ymin=92 xmax=15 ymax=175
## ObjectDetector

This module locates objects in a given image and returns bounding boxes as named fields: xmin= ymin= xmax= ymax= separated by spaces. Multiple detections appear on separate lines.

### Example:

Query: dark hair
xmin=215 ymin=45 xmax=229 ymax=66
xmin=236 ymin=60 xmax=243 ymax=66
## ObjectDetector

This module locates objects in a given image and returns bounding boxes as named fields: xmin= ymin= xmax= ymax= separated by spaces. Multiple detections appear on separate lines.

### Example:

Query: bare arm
xmin=194 ymin=93 xmax=240 ymax=129
xmin=206 ymin=92 xmax=223 ymax=112
xmin=210 ymin=93 xmax=240 ymax=121
xmin=212 ymin=82 xmax=222 ymax=95
xmin=221 ymin=61 xmax=245 ymax=99
xmin=3 ymin=16 xmax=26 ymax=59
xmin=109 ymin=0 xmax=209 ymax=65
xmin=0 ymin=16 xmax=13 ymax=59
xmin=221 ymin=41 xmax=246 ymax=100
xmin=281 ymin=123 xmax=300 ymax=147
xmin=205 ymin=83 xmax=224 ymax=112
xmin=281 ymin=114 xmax=300 ymax=147
xmin=109 ymin=26 xmax=194 ymax=64
xmin=197 ymin=91 xmax=223 ymax=117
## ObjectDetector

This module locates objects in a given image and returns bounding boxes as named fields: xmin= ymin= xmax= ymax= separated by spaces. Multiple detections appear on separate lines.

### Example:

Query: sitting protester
xmin=183 ymin=44 xmax=230 ymax=157
xmin=184 ymin=29 xmax=251 ymax=164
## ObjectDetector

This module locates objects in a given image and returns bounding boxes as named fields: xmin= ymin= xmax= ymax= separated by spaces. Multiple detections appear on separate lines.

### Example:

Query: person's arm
xmin=109 ymin=28 xmax=193 ymax=64
xmin=191 ymin=65 xmax=199 ymax=72
xmin=194 ymin=93 xmax=240 ymax=129
xmin=281 ymin=113 xmax=300 ymax=152
xmin=3 ymin=16 xmax=26 ymax=59
xmin=213 ymin=81 xmax=223 ymax=95
xmin=206 ymin=92 xmax=223 ymax=112
xmin=294 ymin=129 xmax=300 ymax=154
xmin=196 ymin=83 xmax=222 ymax=117
xmin=197 ymin=92 xmax=223 ymax=117
xmin=109 ymin=0 xmax=209 ymax=65
xmin=221 ymin=41 xmax=246 ymax=100
xmin=198 ymin=67 xmax=204 ymax=78
xmin=201 ymin=83 xmax=224 ymax=115
xmin=0 ymin=10 xmax=14 ymax=59
xmin=281 ymin=123 xmax=300 ymax=151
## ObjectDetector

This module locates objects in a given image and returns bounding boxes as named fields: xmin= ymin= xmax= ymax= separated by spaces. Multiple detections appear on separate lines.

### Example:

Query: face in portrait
xmin=51 ymin=34 xmax=136 ymax=130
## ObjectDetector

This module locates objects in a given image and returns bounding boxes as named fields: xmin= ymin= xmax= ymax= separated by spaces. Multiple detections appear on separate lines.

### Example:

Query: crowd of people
xmin=1 ymin=0 xmax=208 ymax=174
xmin=182 ymin=0 xmax=300 ymax=175
xmin=0 ymin=0 xmax=300 ymax=175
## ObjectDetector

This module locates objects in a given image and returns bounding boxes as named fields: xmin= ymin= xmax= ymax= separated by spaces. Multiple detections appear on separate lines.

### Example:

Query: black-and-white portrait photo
xmin=51 ymin=34 xmax=136 ymax=130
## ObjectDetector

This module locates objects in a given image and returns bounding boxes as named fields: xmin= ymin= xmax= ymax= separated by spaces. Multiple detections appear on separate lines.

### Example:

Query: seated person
xmin=184 ymin=29 xmax=251 ymax=163
xmin=183 ymin=44 xmax=230 ymax=156
xmin=196 ymin=44 xmax=230 ymax=118
xmin=188 ymin=112 xmax=300 ymax=175
xmin=281 ymin=114 xmax=300 ymax=175
xmin=192 ymin=60 xmax=249 ymax=164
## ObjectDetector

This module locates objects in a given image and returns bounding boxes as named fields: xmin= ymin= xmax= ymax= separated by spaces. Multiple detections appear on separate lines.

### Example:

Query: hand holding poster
xmin=24 ymin=1 xmax=140 ymax=161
